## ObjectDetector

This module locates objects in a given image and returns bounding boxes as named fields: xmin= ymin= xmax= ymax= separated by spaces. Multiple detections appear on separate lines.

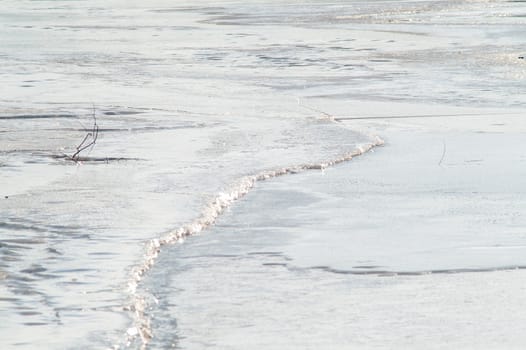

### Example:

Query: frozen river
xmin=1 ymin=1 xmax=526 ymax=349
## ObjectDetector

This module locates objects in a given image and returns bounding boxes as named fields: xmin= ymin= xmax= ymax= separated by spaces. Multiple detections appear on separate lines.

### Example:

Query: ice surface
xmin=1 ymin=0 xmax=526 ymax=349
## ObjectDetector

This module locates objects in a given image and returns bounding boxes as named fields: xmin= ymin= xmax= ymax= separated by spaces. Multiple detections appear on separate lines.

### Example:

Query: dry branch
xmin=69 ymin=106 xmax=99 ymax=162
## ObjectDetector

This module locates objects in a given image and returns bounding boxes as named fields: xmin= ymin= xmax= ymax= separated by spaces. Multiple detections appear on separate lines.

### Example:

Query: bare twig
xmin=438 ymin=139 xmax=446 ymax=167
xmin=69 ymin=106 xmax=99 ymax=162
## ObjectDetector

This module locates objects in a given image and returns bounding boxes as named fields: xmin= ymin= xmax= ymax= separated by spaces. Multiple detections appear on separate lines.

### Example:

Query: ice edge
xmin=121 ymin=135 xmax=385 ymax=349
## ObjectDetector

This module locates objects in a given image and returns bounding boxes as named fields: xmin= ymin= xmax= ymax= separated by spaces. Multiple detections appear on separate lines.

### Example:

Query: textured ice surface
xmin=1 ymin=0 xmax=526 ymax=349
xmin=145 ymin=106 xmax=526 ymax=349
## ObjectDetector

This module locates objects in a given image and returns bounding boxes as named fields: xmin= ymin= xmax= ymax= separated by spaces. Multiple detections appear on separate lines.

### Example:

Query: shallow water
xmin=1 ymin=0 xmax=526 ymax=349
